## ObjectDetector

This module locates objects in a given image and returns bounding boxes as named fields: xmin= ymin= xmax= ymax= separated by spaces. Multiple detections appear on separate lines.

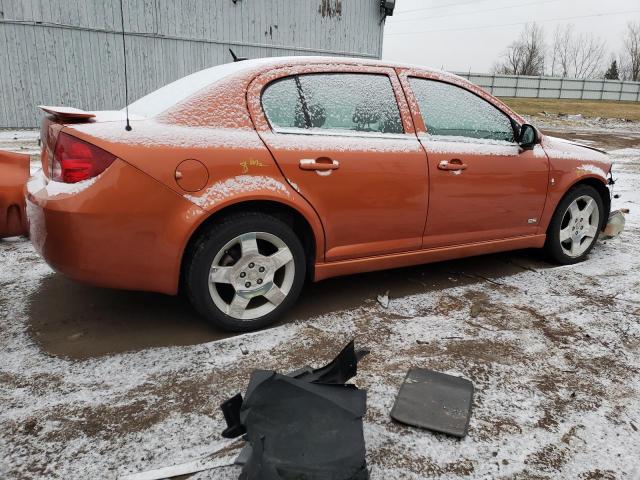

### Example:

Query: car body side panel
xmin=536 ymin=136 xmax=611 ymax=231
xmin=247 ymin=64 xmax=429 ymax=261
xmin=180 ymin=178 xmax=327 ymax=264
xmin=396 ymin=69 xmax=550 ymax=247
xmin=158 ymin=68 xmax=260 ymax=129
xmin=257 ymin=131 xmax=428 ymax=261
xmin=28 ymin=58 xmax=614 ymax=295
xmin=26 ymin=160 xmax=199 ymax=294
xmin=63 ymin=122 xmax=326 ymax=264
xmin=417 ymin=138 xmax=549 ymax=248
xmin=314 ymin=234 xmax=547 ymax=281
xmin=63 ymin=123 xmax=270 ymax=198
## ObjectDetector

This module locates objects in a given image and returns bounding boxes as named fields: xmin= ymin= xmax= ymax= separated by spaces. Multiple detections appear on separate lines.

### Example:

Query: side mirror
xmin=518 ymin=124 xmax=538 ymax=149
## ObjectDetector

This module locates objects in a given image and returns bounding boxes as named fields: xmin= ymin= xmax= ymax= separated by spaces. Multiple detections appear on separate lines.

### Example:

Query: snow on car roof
xmin=126 ymin=58 xmax=273 ymax=118
xmin=125 ymin=56 xmax=451 ymax=119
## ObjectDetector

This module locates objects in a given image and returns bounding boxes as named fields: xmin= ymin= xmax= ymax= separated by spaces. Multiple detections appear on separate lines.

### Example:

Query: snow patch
xmin=576 ymin=163 xmax=608 ymax=178
xmin=543 ymin=135 xmax=609 ymax=161
xmin=26 ymin=169 xmax=98 ymax=198
xmin=2 ymin=126 xmax=640 ymax=479
xmin=39 ymin=105 xmax=91 ymax=115
xmin=0 ymin=130 xmax=40 ymax=142
xmin=45 ymin=178 xmax=97 ymax=197
xmin=26 ymin=199 xmax=46 ymax=253
xmin=70 ymin=121 xmax=264 ymax=150
xmin=424 ymin=135 xmax=516 ymax=146
xmin=0 ymin=129 xmax=41 ymax=156
xmin=267 ymin=132 xmax=420 ymax=153
xmin=184 ymin=175 xmax=290 ymax=208
xmin=127 ymin=59 xmax=272 ymax=118
xmin=89 ymin=110 xmax=144 ymax=123
xmin=608 ymin=147 xmax=640 ymax=159
xmin=420 ymin=135 xmax=520 ymax=156
xmin=26 ymin=169 xmax=46 ymax=193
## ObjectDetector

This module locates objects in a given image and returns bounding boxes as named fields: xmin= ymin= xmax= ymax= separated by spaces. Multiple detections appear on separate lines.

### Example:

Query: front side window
xmin=262 ymin=73 xmax=404 ymax=134
xmin=409 ymin=78 xmax=515 ymax=142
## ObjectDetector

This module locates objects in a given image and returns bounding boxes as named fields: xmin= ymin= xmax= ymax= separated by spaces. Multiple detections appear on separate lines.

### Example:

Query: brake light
xmin=52 ymin=133 xmax=116 ymax=183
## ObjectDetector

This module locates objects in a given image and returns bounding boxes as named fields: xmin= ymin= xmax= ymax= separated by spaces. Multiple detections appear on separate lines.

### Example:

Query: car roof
xmin=127 ymin=56 xmax=454 ymax=118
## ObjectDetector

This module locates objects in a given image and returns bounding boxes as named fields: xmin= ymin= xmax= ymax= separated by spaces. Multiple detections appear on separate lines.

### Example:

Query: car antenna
xmin=229 ymin=48 xmax=248 ymax=62
xmin=119 ymin=0 xmax=132 ymax=131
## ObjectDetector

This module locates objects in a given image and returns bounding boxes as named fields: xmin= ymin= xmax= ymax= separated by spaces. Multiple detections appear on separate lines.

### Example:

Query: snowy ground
xmin=1 ymin=122 xmax=639 ymax=479
xmin=0 ymin=130 xmax=41 ymax=156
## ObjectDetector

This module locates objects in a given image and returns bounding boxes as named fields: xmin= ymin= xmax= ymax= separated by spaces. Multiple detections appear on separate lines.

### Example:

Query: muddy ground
xmin=1 ymin=119 xmax=639 ymax=479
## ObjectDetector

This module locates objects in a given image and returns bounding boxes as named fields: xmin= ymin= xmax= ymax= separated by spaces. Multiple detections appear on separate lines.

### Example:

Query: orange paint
xmin=0 ymin=149 xmax=30 ymax=238
xmin=23 ymin=57 xmax=611 ymax=294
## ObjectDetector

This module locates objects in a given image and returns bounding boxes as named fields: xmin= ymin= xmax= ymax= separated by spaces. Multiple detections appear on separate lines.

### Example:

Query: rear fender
xmin=183 ymin=178 xmax=326 ymax=264
xmin=0 ymin=150 xmax=30 ymax=238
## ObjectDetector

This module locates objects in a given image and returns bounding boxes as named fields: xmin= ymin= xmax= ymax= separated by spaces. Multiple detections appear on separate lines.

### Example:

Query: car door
xmin=402 ymin=75 xmax=549 ymax=249
xmin=248 ymin=66 xmax=429 ymax=262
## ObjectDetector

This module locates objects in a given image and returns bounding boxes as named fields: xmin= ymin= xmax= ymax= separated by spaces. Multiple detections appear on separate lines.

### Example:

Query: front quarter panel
xmin=537 ymin=135 xmax=611 ymax=231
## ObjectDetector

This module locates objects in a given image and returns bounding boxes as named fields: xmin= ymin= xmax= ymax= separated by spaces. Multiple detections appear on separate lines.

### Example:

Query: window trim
xmin=407 ymin=76 xmax=519 ymax=145
xmin=260 ymin=72 xmax=409 ymax=139
xmin=273 ymin=126 xmax=413 ymax=140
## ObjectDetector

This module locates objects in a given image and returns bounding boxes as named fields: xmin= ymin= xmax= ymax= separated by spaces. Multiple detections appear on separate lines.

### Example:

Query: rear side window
xmin=262 ymin=73 xmax=404 ymax=134
xmin=409 ymin=78 xmax=514 ymax=142
xmin=261 ymin=77 xmax=306 ymax=129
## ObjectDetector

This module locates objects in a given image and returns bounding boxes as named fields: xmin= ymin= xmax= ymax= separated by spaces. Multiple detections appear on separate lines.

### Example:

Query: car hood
xmin=552 ymin=135 xmax=609 ymax=154
xmin=543 ymin=135 xmax=609 ymax=159
xmin=541 ymin=135 xmax=613 ymax=183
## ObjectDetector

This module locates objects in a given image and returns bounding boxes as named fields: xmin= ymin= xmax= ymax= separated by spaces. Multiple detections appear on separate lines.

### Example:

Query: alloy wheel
xmin=559 ymin=195 xmax=600 ymax=258
xmin=207 ymin=232 xmax=295 ymax=320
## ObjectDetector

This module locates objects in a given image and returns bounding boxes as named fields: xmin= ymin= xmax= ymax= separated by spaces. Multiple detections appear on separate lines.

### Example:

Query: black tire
xmin=184 ymin=212 xmax=306 ymax=332
xmin=545 ymin=184 xmax=604 ymax=265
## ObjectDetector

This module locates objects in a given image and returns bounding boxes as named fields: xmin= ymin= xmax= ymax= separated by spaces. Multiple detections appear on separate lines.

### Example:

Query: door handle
xmin=299 ymin=158 xmax=340 ymax=173
xmin=438 ymin=159 xmax=468 ymax=171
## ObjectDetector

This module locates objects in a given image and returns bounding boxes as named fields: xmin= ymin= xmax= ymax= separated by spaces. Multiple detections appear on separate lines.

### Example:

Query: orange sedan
xmin=26 ymin=57 xmax=615 ymax=331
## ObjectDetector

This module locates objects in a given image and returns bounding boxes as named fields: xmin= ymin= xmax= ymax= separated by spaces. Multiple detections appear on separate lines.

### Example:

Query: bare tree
xmin=549 ymin=25 xmax=572 ymax=77
xmin=494 ymin=23 xmax=545 ymax=76
xmin=549 ymin=24 xmax=606 ymax=78
xmin=620 ymin=22 xmax=640 ymax=81
xmin=572 ymin=33 xmax=606 ymax=78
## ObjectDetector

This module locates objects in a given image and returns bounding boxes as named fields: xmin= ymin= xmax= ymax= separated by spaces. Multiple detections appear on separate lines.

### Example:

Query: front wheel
xmin=545 ymin=185 xmax=604 ymax=264
xmin=185 ymin=212 xmax=306 ymax=331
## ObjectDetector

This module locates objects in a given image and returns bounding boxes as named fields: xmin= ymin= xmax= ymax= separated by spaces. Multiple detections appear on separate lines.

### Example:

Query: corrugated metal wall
xmin=0 ymin=0 xmax=385 ymax=127
xmin=456 ymin=72 xmax=640 ymax=102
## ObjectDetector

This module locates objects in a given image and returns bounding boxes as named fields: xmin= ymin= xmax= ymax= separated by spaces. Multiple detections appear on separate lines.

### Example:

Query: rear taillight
xmin=52 ymin=133 xmax=116 ymax=183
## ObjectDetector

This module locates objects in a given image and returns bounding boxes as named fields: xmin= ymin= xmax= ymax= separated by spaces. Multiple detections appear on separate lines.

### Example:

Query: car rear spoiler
xmin=0 ymin=149 xmax=30 ymax=238
xmin=39 ymin=105 xmax=96 ymax=121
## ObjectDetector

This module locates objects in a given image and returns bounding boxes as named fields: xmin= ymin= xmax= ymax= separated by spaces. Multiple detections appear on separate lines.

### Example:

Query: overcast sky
xmin=382 ymin=0 xmax=640 ymax=74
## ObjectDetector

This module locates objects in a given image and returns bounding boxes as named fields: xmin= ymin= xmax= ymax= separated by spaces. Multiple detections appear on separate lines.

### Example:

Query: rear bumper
xmin=26 ymin=160 xmax=201 ymax=294
xmin=0 ymin=150 xmax=30 ymax=238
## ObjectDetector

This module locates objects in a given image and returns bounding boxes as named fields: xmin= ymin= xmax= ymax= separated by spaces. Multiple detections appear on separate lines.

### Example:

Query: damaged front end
xmin=0 ymin=150 xmax=30 ymax=238
xmin=603 ymin=209 xmax=627 ymax=239
xmin=603 ymin=166 xmax=627 ymax=240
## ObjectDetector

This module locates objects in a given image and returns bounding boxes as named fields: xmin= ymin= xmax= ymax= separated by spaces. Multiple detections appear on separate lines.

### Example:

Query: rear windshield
xmin=126 ymin=58 xmax=269 ymax=118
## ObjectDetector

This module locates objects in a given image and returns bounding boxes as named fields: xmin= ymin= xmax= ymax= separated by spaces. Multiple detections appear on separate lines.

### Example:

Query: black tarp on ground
xmin=220 ymin=341 xmax=369 ymax=480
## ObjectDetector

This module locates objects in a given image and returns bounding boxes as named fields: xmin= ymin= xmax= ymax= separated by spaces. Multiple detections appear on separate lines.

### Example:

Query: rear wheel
xmin=185 ymin=212 xmax=306 ymax=331
xmin=545 ymin=185 xmax=603 ymax=264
